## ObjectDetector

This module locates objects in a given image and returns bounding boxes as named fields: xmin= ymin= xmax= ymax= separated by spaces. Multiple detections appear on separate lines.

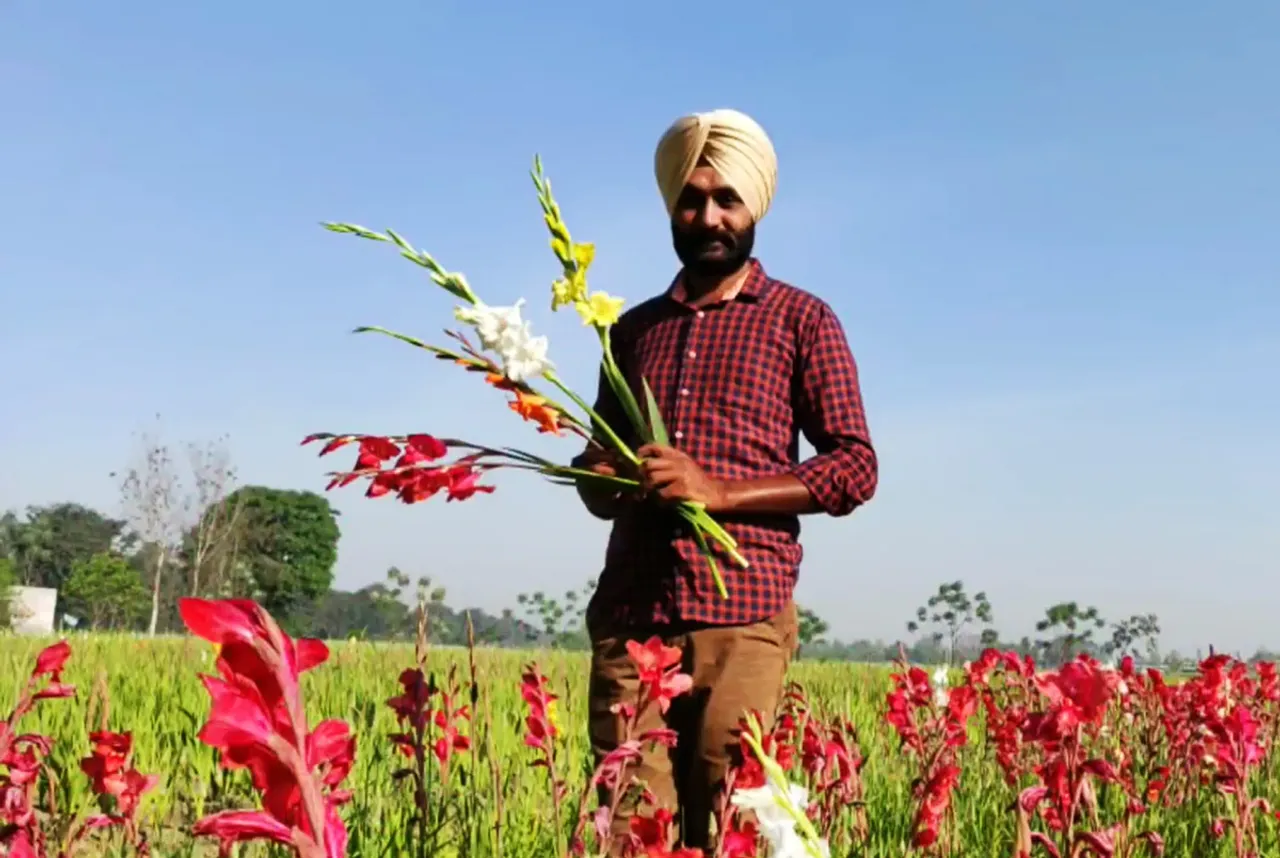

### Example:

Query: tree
xmin=1035 ymin=602 xmax=1106 ymax=665
xmin=181 ymin=436 xmax=243 ymax=598
xmin=516 ymin=579 xmax=596 ymax=648
xmin=906 ymin=581 xmax=996 ymax=665
xmin=797 ymin=606 xmax=830 ymax=655
xmin=62 ymin=553 xmax=149 ymax=631
xmin=116 ymin=421 xmax=183 ymax=636
xmin=1105 ymin=613 xmax=1162 ymax=662
xmin=1 ymin=504 xmax=129 ymax=591
xmin=226 ymin=486 xmax=341 ymax=622
xmin=0 ymin=556 xmax=16 ymax=629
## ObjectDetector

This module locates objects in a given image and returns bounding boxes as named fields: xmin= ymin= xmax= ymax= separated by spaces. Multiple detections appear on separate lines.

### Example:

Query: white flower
xmin=502 ymin=330 xmax=553 ymax=383
xmin=731 ymin=782 xmax=804 ymax=827
xmin=731 ymin=782 xmax=829 ymax=857
xmin=932 ymin=665 xmax=950 ymax=707
xmin=454 ymin=299 xmax=554 ymax=382
xmin=454 ymin=300 xmax=526 ymax=351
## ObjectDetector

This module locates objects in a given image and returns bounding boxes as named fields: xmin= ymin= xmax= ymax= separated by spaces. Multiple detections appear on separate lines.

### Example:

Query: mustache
xmin=683 ymin=228 xmax=737 ymax=249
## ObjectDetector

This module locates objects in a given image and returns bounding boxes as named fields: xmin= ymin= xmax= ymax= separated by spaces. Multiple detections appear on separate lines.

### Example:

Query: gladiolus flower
xmin=507 ymin=389 xmax=563 ymax=435
xmin=454 ymin=299 xmax=554 ymax=382
xmin=575 ymin=290 xmax=625 ymax=328
xmin=180 ymin=597 xmax=353 ymax=858
xmin=32 ymin=641 xmax=71 ymax=679
xmin=625 ymin=638 xmax=693 ymax=714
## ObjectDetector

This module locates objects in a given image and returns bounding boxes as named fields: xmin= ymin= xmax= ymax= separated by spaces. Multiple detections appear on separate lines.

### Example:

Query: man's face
xmin=670 ymin=164 xmax=756 ymax=278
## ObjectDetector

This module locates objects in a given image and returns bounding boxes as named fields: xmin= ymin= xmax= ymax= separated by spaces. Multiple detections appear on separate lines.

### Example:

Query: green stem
xmin=500 ymin=462 xmax=640 ymax=489
xmin=690 ymin=526 xmax=729 ymax=599
xmin=597 ymin=327 xmax=650 ymax=441
xmin=543 ymin=371 xmax=640 ymax=465
xmin=677 ymin=507 xmax=749 ymax=570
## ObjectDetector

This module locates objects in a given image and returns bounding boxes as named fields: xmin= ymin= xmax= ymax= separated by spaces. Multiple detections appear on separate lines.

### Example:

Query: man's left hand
xmin=637 ymin=444 xmax=730 ymax=512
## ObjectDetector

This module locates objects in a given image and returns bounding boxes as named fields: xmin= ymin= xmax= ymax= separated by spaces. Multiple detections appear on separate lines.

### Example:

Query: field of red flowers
xmin=3 ymin=598 xmax=1280 ymax=857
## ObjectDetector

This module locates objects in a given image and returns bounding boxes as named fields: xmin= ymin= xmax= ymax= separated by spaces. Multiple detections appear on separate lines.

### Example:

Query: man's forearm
xmin=713 ymin=474 xmax=822 ymax=516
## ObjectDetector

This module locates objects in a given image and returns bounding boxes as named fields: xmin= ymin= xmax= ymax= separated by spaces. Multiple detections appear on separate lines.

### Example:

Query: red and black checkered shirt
xmin=583 ymin=258 xmax=877 ymax=632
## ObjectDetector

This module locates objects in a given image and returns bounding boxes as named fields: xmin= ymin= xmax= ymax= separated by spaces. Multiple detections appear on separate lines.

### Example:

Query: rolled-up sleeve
xmin=789 ymin=302 xmax=878 ymax=516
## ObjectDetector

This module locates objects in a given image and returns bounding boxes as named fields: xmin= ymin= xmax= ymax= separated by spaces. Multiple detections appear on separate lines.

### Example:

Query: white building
xmin=8 ymin=586 xmax=58 ymax=635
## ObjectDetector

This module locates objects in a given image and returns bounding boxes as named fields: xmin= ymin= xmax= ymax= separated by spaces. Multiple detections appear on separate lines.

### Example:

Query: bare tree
xmin=116 ymin=416 xmax=182 ymax=637
xmin=115 ymin=417 xmax=242 ymax=634
xmin=184 ymin=436 xmax=243 ymax=598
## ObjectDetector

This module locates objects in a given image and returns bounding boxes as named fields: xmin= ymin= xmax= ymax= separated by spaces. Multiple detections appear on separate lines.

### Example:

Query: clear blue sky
xmin=2 ymin=2 xmax=1276 ymax=654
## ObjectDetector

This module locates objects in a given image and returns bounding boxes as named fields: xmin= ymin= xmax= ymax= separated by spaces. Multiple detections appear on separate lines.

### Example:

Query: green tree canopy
xmin=62 ymin=552 xmax=149 ymax=631
xmin=797 ymin=606 xmax=831 ymax=654
xmin=223 ymin=486 xmax=341 ymax=622
xmin=0 ymin=504 xmax=130 ymax=591
xmin=0 ymin=556 xmax=16 ymax=629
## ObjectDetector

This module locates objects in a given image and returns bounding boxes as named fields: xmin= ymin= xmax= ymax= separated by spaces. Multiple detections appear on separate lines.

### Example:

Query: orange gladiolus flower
xmin=508 ymin=389 xmax=562 ymax=435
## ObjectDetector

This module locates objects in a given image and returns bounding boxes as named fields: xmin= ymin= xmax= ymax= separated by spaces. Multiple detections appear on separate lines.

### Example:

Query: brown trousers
xmin=587 ymin=602 xmax=798 ymax=850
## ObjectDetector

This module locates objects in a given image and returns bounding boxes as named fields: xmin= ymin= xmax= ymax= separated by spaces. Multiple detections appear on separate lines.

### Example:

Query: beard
xmin=671 ymin=220 xmax=755 ymax=279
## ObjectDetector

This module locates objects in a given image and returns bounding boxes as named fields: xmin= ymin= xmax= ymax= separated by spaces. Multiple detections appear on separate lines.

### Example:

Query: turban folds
xmin=654 ymin=108 xmax=778 ymax=223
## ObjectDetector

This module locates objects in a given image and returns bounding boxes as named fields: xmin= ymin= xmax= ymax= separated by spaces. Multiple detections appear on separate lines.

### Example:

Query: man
xmin=572 ymin=107 xmax=878 ymax=850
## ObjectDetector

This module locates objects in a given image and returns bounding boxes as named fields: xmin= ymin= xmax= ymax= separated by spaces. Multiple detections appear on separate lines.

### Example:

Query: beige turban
xmin=654 ymin=108 xmax=778 ymax=223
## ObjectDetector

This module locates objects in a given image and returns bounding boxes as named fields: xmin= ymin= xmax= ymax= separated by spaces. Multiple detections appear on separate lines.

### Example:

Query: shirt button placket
xmin=673 ymin=310 xmax=702 ymax=446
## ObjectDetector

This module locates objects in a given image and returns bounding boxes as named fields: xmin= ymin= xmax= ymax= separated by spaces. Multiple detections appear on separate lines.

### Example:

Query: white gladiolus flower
xmin=932 ymin=665 xmax=950 ymax=707
xmin=731 ymin=782 xmax=830 ymax=857
xmin=454 ymin=299 xmax=554 ymax=382
xmin=502 ymin=330 xmax=553 ymax=383
xmin=455 ymin=300 xmax=526 ymax=351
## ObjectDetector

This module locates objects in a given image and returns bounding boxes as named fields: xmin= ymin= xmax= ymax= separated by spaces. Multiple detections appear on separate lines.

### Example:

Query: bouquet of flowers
xmin=302 ymin=157 xmax=746 ymax=597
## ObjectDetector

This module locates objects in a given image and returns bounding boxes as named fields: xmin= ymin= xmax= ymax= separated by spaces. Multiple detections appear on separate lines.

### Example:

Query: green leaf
xmin=642 ymin=377 xmax=669 ymax=446
xmin=691 ymin=526 xmax=728 ymax=599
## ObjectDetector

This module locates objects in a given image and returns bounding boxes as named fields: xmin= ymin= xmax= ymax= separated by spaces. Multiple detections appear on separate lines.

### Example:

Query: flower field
xmin=5 ymin=604 xmax=1280 ymax=858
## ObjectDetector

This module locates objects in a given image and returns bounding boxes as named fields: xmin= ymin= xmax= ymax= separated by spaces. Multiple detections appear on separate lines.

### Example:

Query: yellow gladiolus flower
xmin=575 ymin=291 xmax=625 ymax=328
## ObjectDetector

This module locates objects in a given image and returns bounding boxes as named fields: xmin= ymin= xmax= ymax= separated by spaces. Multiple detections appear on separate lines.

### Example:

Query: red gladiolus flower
xmin=80 ymin=731 xmax=159 ymax=811
xmin=445 ymin=465 xmax=496 ymax=501
xmin=32 ymin=641 xmax=71 ymax=679
xmin=0 ymin=642 xmax=81 ymax=857
xmin=625 ymin=638 xmax=693 ymax=715
xmin=180 ymin=597 xmax=353 ymax=858
xmin=721 ymin=818 xmax=759 ymax=858
xmin=193 ymin=810 xmax=294 ymax=849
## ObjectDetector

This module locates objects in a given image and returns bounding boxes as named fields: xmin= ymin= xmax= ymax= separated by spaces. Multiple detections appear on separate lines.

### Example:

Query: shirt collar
xmin=666 ymin=258 xmax=772 ymax=305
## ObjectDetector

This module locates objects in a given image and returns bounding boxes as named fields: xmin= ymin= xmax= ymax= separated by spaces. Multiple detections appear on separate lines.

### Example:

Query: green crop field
xmin=2 ymin=633 xmax=1276 ymax=858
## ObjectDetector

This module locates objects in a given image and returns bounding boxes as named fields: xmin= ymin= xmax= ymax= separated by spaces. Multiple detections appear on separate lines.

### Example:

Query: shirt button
xmin=688 ymin=350 xmax=697 ymax=359
xmin=679 ymin=388 xmax=689 ymax=397
xmin=696 ymin=311 xmax=706 ymax=319
xmin=674 ymin=430 xmax=684 ymax=440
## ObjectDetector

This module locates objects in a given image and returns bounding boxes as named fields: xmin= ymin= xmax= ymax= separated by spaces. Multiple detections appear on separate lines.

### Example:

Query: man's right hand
xmin=572 ymin=447 xmax=632 ymax=520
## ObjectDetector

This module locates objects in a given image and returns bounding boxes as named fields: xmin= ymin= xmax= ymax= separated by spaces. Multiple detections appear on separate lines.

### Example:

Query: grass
xmin=1 ymin=633 xmax=1275 ymax=857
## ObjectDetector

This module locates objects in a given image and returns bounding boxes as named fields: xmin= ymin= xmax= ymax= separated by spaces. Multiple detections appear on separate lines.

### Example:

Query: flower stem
xmin=543 ymin=371 xmax=640 ymax=465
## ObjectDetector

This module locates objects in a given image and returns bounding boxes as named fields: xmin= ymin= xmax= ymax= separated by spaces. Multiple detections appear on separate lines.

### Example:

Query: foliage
xmin=61 ymin=552 xmax=150 ymax=630
xmin=1035 ymin=600 xmax=1107 ymax=665
xmin=0 ymin=503 xmax=130 ymax=593
xmin=1107 ymin=612 xmax=1163 ymax=661
xmin=515 ymin=579 xmax=595 ymax=648
xmin=220 ymin=485 xmax=341 ymax=623
xmin=797 ymin=605 xmax=830 ymax=653
xmin=0 ymin=556 xmax=15 ymax=629
xmin=906 ymin=580 xmax=996 ymax=666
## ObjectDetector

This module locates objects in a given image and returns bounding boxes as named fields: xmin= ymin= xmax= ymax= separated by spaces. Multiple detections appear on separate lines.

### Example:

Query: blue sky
xmin=2 ymin=2 xmax=1276 ymax=654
